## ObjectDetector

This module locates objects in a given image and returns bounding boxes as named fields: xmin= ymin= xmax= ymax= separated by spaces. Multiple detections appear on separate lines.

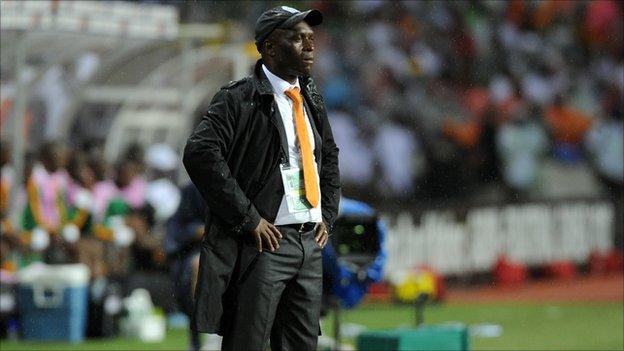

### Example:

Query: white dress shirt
xmin=262 ymin=64 xmax=322 ymax=225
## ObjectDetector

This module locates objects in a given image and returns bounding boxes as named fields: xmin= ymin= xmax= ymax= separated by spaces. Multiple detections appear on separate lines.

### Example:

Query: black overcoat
xmin=182 ymin=60 xmax=341 ymax=334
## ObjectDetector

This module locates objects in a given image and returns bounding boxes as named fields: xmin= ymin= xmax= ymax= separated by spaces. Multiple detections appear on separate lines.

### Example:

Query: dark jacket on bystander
xmin=183 ymin=59 xmax=340 ymax=334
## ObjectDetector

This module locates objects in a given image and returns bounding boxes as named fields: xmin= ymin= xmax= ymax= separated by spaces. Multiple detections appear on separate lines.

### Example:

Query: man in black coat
xmin=164 ymin=183 xmax=205 ymax=350
xmin=183 ymin=5 xmax=340 ymax=350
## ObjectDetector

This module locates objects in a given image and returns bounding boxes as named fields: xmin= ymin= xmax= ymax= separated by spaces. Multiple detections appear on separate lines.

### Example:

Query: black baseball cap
xmin=255 ymin=6 xmax=323 ymax=47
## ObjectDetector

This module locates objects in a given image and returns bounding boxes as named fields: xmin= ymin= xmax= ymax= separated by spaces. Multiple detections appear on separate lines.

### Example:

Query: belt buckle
xmin=299 ymin=222 xmax=317 ymax=233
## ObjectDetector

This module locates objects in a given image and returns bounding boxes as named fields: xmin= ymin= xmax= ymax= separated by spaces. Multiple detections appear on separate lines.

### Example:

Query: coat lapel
xmin=303 ymin=98 xmax=322 ymax=163
xmin=253 ymin=63 xmax=289 ymax=163
xmin=269 ymin=101 xmax=289 ymax=163
xmin=252 ymin=60 xmax=323 ymax=166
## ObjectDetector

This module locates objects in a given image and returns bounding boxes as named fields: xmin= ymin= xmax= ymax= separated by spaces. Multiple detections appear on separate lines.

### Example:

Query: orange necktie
xmin=284 ymin=87 xmax=319 ymax=208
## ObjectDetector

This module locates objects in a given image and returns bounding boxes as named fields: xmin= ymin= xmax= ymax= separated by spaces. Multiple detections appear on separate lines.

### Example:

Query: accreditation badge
xmin=279 ymin=164 xmax=312 ymax=212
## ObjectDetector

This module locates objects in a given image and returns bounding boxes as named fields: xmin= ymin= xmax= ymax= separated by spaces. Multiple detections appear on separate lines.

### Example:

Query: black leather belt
xmin=279 ymin=222 xmax=317 ymax=233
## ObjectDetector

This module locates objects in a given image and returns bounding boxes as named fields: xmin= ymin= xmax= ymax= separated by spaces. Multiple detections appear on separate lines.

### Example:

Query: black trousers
xmin=221 ymin=225 xmax=323 ymax=351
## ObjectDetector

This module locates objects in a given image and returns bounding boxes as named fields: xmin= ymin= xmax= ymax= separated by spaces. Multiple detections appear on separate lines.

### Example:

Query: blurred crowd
xmin=2 ymin=1 xmax=622 ymax=206
xmin=0 ymin=140 xmax=203 ymax=337
xmin=307 ymin=0 xmax=623 ymax=204
xmin=1 ymin=140 xmax=171 ymax=267
xmin=138 ymin=0 xmax=624 ymax=205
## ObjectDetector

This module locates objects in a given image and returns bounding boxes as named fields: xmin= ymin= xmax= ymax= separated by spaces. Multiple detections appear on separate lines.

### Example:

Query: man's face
xmin=270 ymin=21 xmax=315 ymax=76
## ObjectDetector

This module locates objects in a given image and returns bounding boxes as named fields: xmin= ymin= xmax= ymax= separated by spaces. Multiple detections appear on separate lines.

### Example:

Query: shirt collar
xmin=262 ymin=64 xmax=300 ymax=97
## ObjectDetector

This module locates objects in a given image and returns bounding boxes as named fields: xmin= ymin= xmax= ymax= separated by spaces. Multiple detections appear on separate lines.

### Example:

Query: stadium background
xmin=0 ymin=0 xmax=622 ymax=350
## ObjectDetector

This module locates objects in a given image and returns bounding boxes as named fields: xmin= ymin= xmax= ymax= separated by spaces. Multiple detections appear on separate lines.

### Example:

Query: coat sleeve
xmin=319 ymin=111 xmax=341 ymax=231
xmin=183 ymin=89 xmax=261 ymax=235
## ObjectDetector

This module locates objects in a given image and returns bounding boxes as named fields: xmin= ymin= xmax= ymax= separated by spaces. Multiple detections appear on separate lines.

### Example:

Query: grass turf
xmin=2 ymin=302 xmax=622 ymax=350
xmin=324 ymin=302 xmax=624 ymax=350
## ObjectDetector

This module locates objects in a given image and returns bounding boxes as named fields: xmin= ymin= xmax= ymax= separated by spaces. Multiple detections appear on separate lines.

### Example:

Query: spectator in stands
xmin=1 ymin=142 xmax=14 ymax=239
xmin=144 ymin=144 xmax=181 ymax=224
xmin=82 ymin=139 xmax=109 ymax=183
xmin=328 ymin=109 xmax=374 ymax=196
xmin=66 ymin=150 xmax=107 ymax=279
xmin=164 ymin=183 xmax=206 ymax=351
xmin=66 ymin=150 xmax=118 ymax=338
xmin=92 ymin=154 xmax=146 ymax=222
xmin=91 ymin=157 xmax=146 ymax=280
xmin=585 ymin=85 xmax=624 ymax=193
xmin=476 ymin=107 xmax=502 ymax=185
xmin=122 ymin=143 xmax=147 ymax=185
xmin=125 ymin=206 xmax=162 ymax=271
xmin=497 ymin=104 xmax=548 ymax=199
xmin=545 ymin=95 xmax=593 ymax=164
xmin=373 ymin=119 xmax=422 ymax=199
xmin=124 ymin=204 xmax=178 ymax=318
xmin=0 ymin=142 xmax=21 ymax=272
xmin=21 ymin=141 xmax=75 ymax=263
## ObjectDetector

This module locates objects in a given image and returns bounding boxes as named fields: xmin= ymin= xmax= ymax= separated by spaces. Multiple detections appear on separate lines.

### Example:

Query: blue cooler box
xmin=17 ymin=263 xmax=90 ymax=342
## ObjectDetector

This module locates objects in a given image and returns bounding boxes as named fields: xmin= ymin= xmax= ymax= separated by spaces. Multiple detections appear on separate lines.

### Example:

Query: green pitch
xmin=2 ymin=302 xmax=622 ymax=350
xmin=325 ymin=302 xmax=624 ymax=350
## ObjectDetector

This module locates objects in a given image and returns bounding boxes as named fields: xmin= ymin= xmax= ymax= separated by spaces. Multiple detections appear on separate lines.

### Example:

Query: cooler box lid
xmin=17 ymin=263 xmax=90 ymax=287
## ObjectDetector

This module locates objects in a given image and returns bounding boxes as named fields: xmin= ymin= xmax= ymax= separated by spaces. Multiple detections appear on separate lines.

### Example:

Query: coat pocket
xmin=251 ymin=167 xmax=284 ymax=221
